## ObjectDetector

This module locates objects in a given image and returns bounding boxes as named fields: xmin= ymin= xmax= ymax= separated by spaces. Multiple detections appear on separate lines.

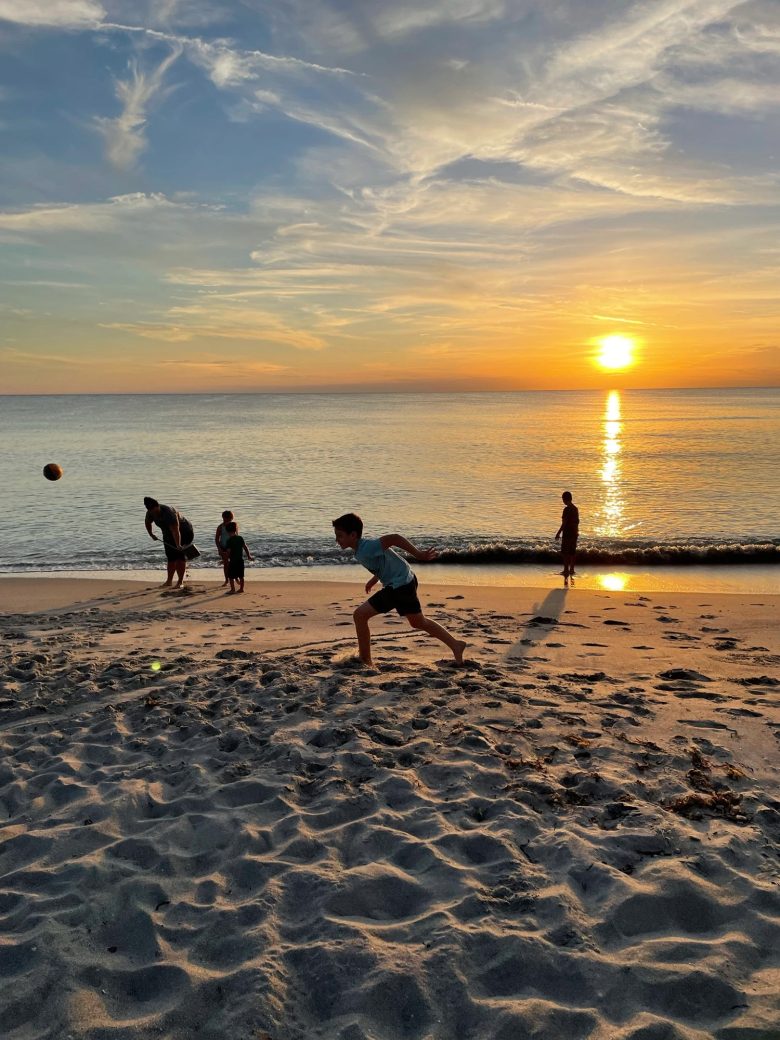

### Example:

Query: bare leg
xmin=238 ymin=578 xmax=245 ymax=593
xmin=163 ymin=560 xmax=175 ymax=586
xmin=173 ymin=560 xmax=186 ymax=587
xmin=353 ymin=603 xmax=380 ymax=666
xmin=407 ymin=614 xmax=466 ymax=663
xmin=221 ymin=553 xmax=229 ymax=586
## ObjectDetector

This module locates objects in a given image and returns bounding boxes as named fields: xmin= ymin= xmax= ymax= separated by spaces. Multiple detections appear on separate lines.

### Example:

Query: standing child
xmin=215 ymin=510 xmax=234 ymax=587
xmin=332 ymin=512 xmax=466 ymax=668
xmin=554 ymin=490 xmax=580 ymax=580
xmin=225 ymin=520 xmax=253 ymax=594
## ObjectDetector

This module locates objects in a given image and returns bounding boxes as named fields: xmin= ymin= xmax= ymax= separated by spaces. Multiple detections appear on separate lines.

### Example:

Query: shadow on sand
xmin=506 ymin=586 xmax=568 ymax=660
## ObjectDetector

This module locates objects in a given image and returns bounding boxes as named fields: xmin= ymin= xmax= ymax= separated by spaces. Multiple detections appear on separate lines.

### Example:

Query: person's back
xmin=562 ymin=501 xmax=579 ymax=534
xmin=223 ymin=521 xmax=252 ymax=593
xmin=227 ymin=533 xmax=245 ymax=560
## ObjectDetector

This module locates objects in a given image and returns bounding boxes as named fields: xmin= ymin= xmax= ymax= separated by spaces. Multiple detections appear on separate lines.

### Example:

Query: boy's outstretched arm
xmin=379 ymin=533 xmax=437 ymax=561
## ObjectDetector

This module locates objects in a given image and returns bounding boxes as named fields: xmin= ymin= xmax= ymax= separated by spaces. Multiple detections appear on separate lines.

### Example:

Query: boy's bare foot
xmin=453 ymin=639 xmax=467 ymax=665
xmin=162 ymin=580 xmax=173 ymax=587
xmin=221 ymin=580 xmax=229 ymax=587
xmin=226 ymin=589 xmax=235 ymax=595
xmin=237 ymin=588 xmax=244 ymax=593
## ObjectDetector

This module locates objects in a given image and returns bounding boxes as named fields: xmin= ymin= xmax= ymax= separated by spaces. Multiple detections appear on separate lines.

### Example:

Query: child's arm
xmin=243 ymin=540 xmax=253 ymax=561
xmin=365 ymin=575 xmax=379 ymax=594
xmin=379 ymin=534 xmax=437 ymax=561
xmin=215 ymin=525 xmax=222 ymax=550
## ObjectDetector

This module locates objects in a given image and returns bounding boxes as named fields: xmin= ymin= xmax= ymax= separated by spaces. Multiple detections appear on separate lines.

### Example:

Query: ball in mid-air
xmin=43 ymin=463 xmax=63 ymax=481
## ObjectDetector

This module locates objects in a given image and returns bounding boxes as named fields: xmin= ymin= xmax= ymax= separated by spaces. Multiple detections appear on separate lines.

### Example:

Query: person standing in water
xmin=555 ymin=490 xmax=579 ymax=580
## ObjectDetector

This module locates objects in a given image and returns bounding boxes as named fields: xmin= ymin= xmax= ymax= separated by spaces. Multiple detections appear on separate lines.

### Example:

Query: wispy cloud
xmin=0 ymin=347 xmax=82 ymax=365
xmin=2 ymin=0 xmax=779 ymax=389
xmin=0 ymin=0 xmax=103 ymax=27
xmin=94 ymin=45 xmax=181 ymax=169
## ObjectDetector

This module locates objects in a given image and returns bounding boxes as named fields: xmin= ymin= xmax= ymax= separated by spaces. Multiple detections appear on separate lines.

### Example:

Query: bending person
xmin=144 ymin=496 xmax=196 ymax=588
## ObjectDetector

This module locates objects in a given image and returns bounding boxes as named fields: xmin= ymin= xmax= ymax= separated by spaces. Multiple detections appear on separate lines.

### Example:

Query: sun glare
xmin=596 ymin=334 xmax=635 ymax=371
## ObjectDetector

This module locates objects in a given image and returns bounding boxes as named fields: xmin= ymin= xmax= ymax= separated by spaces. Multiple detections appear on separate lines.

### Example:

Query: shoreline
xmin=2 ymin=559 xmax=779 ymax=596
xmin=1 ymin=577 xmax=778 ymax=1037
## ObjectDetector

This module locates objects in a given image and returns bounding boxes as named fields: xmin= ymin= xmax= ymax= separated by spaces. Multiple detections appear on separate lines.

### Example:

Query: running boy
xmin=555 ymin=490 xmax=579 ymax=579
xmin=215 ymin=509 xmax=234 ymax=587
xmin=332 ymin=512 xmax=466 ymax=668
xmin=224 ymin=520 xmax=253 ymax=594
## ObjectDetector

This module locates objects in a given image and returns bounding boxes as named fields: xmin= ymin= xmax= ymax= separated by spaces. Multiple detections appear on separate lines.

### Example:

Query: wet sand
xmin=1 ymin=578 xmax=779 ymax=1039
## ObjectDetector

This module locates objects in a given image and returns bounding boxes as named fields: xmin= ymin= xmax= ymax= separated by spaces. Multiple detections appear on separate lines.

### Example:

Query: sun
xmin=596 ymin=334 xmax=635 ymax=370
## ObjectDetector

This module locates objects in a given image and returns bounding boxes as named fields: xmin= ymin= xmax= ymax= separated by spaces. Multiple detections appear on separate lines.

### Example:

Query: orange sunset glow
xmin=1 ymin=3 xmax=778 ymax=395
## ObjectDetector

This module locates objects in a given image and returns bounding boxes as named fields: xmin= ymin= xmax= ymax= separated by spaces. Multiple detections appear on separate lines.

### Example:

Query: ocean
xmin=2 ymin=388 xmax=778 ymax=591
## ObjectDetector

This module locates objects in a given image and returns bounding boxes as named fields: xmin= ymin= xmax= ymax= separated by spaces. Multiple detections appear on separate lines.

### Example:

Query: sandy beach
xmin=1 ymin=576 xmax=778 ymax=1040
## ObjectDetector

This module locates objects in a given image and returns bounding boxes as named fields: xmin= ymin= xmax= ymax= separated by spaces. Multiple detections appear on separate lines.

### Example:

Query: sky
xmin=1 ymin=0 xmax=778 ymax=393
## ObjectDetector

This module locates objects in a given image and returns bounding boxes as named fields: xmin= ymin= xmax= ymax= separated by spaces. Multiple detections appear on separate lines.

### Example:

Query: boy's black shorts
xmin=368 ymin=577 xmax=421 ymax=616
xmin=228 ymin=559 xmax=245 ymax=579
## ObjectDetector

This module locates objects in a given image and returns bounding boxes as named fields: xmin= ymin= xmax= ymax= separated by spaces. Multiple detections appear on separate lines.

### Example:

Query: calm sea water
xmin=1 ymin=389 xmax=778 ymax=580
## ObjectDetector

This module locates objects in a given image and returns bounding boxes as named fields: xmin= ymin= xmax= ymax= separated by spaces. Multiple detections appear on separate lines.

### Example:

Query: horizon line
xmin=1 ymin=383 xmax=778 ymax=398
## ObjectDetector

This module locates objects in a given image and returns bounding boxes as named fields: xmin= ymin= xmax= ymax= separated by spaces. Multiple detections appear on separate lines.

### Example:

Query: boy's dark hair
xmin=222 ymin=510 xmax=233 ymax=521
xmin=332 ymin=512 xmax=363 ymax=537
xmin=226 ymin=521 xmax=238 ymax=534
xmin=144 ymin=496 xmax=159 ymax=510
xmin=562 ymin=491 xmax=573 ymax=503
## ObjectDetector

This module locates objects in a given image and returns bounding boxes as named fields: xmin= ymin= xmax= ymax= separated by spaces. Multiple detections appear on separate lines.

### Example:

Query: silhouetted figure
xmin=555 ymin=490 xmax=579 ymax=580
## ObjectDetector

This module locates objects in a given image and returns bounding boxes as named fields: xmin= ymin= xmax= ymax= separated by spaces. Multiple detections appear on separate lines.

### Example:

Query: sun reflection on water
xmin=597 ymin=572 xmax=630 ymax=592
xmin=597 ymin=390 xmax=625 ymax=537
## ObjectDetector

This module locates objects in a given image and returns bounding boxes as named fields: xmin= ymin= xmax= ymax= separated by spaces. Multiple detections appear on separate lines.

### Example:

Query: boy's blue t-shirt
xmin=355 ymin=537 xmax=414 ymax=588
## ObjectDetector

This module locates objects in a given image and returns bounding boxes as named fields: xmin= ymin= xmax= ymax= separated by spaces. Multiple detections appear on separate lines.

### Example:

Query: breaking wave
xmin=4 ymin=536 xmax=778 ymax=573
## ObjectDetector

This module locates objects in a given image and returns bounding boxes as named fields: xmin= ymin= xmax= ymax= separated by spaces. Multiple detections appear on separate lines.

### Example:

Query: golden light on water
xmin=597 ymin=390 xmax=625 ymax=538
xmin=596 ymin=334 xmax=635 ymax=371
xmin=598 ymin=572 xmax=630 ymax=592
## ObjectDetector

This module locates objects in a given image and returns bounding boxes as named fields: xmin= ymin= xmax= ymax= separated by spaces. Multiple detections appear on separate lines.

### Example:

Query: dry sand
xmin=1 ymin=576 xmax=778 ymax=1040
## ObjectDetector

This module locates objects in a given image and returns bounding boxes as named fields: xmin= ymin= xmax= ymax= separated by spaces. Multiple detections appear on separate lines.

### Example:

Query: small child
xmin=332 ymin=512 xmax=466 ymax=668
xmin=224 ymin=520 xmax=253 ymax=594
xmin=215 ymin=509 xmax=234 ymax=587
xmin=555 ymin=490 xmax=580 ymax=580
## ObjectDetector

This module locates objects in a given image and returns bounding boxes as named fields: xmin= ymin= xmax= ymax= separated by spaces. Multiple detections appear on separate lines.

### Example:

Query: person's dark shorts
xmin=368 ymin=576 xmax=422 ymax=616
xmin=228 ymin=559 xmax=245 ymax=579
xmin=164 ymin=541 xmax=186 ymax=562
xmin=561 ymin=535 xmax=578 ymax=555
xmin=163 ymin=519 xmax=196 ymax=562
